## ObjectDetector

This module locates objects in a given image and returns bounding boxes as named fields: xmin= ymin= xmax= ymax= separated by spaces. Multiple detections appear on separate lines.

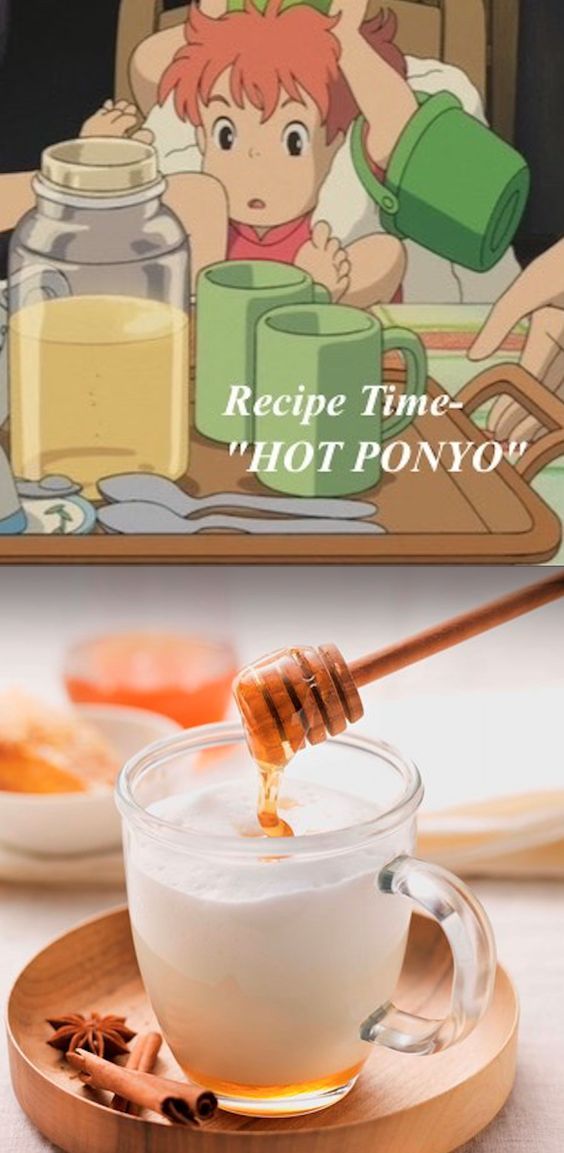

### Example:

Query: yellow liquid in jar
xmin=10 ymin=295 xmax=189 ymax=498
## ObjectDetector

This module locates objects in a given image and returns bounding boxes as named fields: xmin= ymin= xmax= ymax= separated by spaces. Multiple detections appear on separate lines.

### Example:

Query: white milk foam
xmin=151 ymin=777 xmax=381 ymax=836
xmin=128 ymin=779 xmax=412 ymax=1088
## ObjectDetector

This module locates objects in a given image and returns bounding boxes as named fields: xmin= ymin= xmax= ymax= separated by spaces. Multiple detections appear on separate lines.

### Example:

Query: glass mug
xmin=117 ymin=724 xmax=496 ymax=1118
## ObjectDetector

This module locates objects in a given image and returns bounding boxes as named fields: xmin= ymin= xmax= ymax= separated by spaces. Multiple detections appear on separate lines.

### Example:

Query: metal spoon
xmin=98 ymin=502 xmax=385 ymax=536
xmin=97 ymin=474 xmax=376 ymax=521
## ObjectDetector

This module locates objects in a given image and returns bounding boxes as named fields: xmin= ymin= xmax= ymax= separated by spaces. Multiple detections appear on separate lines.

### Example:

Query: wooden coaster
xmin=7 ymin=906 xmax=518 ymax=1153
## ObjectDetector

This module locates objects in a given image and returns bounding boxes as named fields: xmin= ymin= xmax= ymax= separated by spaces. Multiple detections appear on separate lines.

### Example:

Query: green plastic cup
xmin=352 ymin=93 xmax=530 ymax=273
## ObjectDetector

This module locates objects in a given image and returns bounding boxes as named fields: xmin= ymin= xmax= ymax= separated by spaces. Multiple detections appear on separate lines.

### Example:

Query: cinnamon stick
xmin=111 ymin=1031 xmax=162 ymax=1115
xmin=67 ymin=1048 xmax=217 ymax=1125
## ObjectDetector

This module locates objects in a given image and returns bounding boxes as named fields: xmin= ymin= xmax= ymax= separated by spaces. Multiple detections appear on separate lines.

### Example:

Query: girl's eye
xmin=282 ymin=122 xmax=310 ymax=157
xmin=212 ymin=117 xmax=236 ymax=151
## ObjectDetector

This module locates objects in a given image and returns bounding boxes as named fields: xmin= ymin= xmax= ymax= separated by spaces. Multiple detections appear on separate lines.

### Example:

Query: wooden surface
xmin=0 ymin=367 xmax=561 ymax=564
xmin=7 ymin=906 xmax=518 ymax=1153
xmin=114 ymin=0 xmax=164 ymax=106
xmin=489 ymin=0 xmax=520 ymax=142
xmin=442 ymin=0 xmax=487 ymax=104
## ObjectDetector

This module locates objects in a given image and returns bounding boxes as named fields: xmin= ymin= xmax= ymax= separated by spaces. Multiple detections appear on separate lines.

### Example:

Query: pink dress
xmin=227 ymin=200 xmax=403 ymax=302
xmin=227 ymin=214 xmax=313 ymax=264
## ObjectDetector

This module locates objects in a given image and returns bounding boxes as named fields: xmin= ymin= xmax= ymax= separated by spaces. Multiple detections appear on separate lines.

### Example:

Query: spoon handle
xmin=97 ymin=503 xmax=384 ymax=535
xmin=203 ymin=515 xmax=384 ymax=535
xmin=99 ymin=474 xmax=376 ymax=521
xmin=202 ymin=492 xmax=377 ymax=520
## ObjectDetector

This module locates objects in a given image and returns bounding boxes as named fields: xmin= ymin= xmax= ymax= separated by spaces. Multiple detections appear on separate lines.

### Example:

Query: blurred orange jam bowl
xmin=64 ymin=633 xmax=237 ymax=729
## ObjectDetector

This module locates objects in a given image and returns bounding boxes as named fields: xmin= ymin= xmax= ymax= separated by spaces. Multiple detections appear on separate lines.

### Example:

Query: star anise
xmin=46 ymin=1012 xmax=136 ymax=1059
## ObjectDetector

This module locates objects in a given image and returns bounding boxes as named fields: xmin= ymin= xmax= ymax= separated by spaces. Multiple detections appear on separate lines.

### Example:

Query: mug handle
xmin=381 ymin=327 xmax=427 ymax=439
xmin=361 ymin=855 xmax=497 ymax=1055
xmin=313 ymin=282 xmax=332 ymax=304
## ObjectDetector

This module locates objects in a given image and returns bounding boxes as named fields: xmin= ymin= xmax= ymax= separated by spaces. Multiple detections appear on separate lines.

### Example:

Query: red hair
xmin=159 ymin=0 xmax=406 ymax=144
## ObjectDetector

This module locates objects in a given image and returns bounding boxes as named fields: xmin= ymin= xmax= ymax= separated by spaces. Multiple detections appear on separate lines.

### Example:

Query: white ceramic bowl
xmin=0 ymin=704 xmax=181 ymax=857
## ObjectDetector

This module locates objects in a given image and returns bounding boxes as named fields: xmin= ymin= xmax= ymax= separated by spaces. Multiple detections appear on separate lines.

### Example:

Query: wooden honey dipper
xmin=234 ymin=572 xmax=564 ymax=769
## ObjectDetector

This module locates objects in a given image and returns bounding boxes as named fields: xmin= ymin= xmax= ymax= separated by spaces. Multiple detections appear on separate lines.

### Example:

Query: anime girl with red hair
xmin=146 ymin=0 xmax=414 ymax=305
xmin=146 ymin=0 xmax=410 ymax=305
xmin=0 ymin=1 xmax=416 ymax=305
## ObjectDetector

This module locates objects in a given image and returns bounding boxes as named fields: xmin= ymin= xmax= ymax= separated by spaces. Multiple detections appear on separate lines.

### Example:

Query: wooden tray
xmin=7 ymin=906 xmax=519 ymax=1153
xmin=1 ymin=363 xmax=561 ymax=564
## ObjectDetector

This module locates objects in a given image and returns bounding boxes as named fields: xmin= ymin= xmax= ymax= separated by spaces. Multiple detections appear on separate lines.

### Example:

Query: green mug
xmin=254 ymin=303 xmax=427 ymax=497
xmin=196 ymin=261 xmax=330 ymax=443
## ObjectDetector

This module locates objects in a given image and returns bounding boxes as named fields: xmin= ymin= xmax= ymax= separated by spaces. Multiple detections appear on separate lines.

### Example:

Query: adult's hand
xmin=469 ymin=240 xmax=564 ymax=442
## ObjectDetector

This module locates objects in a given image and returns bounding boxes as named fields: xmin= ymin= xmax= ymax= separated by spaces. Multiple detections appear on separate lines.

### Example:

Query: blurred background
xmin=1 ymin=0 xmax=563 ymax=276
xmin=1 ymin=562 xmax=563 ymax=873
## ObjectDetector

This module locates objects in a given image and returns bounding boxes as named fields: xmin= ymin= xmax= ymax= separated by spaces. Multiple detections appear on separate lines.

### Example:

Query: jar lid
xmin=40 ymin=137 xmax=159 ymax=196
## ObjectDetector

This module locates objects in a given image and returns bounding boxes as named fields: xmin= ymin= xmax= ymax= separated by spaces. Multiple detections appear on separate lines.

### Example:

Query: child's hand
xmin=80 ymin=100 xmax=154 ymax=145
xmin=296 ymin=222 xmax=351 ymax=303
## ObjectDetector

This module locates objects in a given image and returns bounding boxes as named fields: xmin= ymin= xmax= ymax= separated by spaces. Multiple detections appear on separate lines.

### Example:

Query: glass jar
xmin=8 ymin=138 xmax=190 ymax=498
xmin=64 ymin=632 xmax=238 ymax=728
xmin=117 ymin=723 xmax=496 ymax=1118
